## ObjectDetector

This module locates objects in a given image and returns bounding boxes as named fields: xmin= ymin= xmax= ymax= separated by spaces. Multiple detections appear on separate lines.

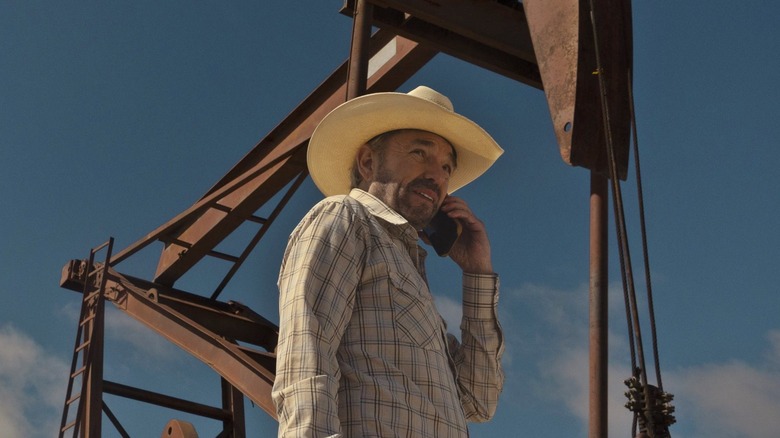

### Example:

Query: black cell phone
xmin=422 ymin=209 xmax=462 ymax=257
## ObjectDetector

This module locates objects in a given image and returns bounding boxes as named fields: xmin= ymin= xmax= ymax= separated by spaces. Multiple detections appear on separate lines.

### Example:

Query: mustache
xmin=408 ymin=178 xmax=441 ymax=198
xmin=407 ymin=178 xmax=441 ymax=203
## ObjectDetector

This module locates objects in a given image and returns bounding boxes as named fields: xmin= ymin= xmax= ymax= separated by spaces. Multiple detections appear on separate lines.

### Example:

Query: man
xmin=272 ymin=86 xmax=505 ymax=437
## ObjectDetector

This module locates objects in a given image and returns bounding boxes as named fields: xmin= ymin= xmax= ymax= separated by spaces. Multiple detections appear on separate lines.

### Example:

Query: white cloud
xmin=0 ymin=318 xmax=198 ymax=438
xmin=510 ymin=282 xmax=636 ymax=436
xmin=539 ymin=344 xmax=635 ymax=436
xmin=666 ymin=331 xmax=780 ymax=438
xmin=433 ymin=293 xmax=463 ymax=334
xmin=766 ymin=329 xmax=780 ymax=367
xmin=103 ymin=305 xmax=180 ymax=362
xmin=507 ymin=282 xmax=780 ymax=438
xmin=60 ymin=299 xmax=183 ymax=365
xmin=0 ymin=324 xmax=69 ymax=438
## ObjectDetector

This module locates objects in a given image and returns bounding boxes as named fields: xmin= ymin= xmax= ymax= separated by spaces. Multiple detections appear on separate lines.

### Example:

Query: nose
xmin=423 ymin=158 xmax=450 ymax=192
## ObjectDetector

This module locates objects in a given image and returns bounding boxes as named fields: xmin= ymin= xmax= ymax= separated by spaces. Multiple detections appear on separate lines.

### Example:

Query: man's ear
xmin=355 ymin=144 xmax=374 ymax=184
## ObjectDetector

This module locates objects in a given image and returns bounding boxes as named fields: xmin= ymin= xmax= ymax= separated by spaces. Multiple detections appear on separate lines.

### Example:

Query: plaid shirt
xmin=273 ymin=189 xmax=504 ymax=437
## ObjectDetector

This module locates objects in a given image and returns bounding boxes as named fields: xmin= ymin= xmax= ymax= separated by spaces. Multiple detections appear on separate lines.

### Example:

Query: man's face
xmin=363 ymin=130 xmax=456 ymax=229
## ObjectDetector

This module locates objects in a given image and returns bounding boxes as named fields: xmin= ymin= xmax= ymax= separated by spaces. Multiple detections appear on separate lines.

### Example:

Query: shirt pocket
xmin=388 ymin=271 xmax=441 ymax=351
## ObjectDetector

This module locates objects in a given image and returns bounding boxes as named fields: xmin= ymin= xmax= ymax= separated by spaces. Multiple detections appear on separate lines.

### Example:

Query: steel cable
xmin=586 ymin=1 xmax=669 ymax=435
xmin=628 ymin=71 xmax=664 ymax=392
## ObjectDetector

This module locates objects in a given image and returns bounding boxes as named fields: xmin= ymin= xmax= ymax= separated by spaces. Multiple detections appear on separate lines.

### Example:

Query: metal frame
xmin=61 ymin=260 xmax=260 ymax=436
xmin=58 ymin=1 xmax=632 ymax=436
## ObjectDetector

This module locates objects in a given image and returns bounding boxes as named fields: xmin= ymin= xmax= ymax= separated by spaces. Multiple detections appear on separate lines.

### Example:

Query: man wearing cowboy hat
xmin=272 ymin=86 xmax=505 ymax=437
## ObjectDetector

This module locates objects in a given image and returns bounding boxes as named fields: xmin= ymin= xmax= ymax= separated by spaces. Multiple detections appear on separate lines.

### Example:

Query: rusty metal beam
xmin=152 ymin=285 xmax=278 ymax=351
xmin=58 ymin=4 xmax=639 ymax=435
xmin=63 ymin=260 xmax=279 ymax=351
xmin=523 ymin=0 xmax=632 ymax=178
xmin=103 ymin=380 xmax=232 ymax=421
xmin=152 ymin=149 xmax=305 ymax=286
xmin=107 ymin=146 xmax=305 ymax=269
xmin=201 ymin=28 xmax=392 ymax=198
xmin=61 ymin=262 xmax=280 ymax=418
xmin=589 ymin=172 xmax=609 ymax=438
xmin=364 ymin=0 xmax=534 ymax=61
xmin=82 ymin=290 xmax=105 ymax=438
xmin=82 ymin=240 xmax=113 ymax=438
xmin=342 ymin=0 xmax=541 ymax=88
xmin=347 ymin=0 xmax=373 ymax=99
xmin=145 ymin=30 xmax=436 ymax=287
xmin=221 ymin=378 xmax=246 ymax=438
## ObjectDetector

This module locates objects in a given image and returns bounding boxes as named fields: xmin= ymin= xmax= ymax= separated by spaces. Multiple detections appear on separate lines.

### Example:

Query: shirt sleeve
xmin=448 ymin=272 xmax=505 ymax=422
xmin=272 ymin=199 xmax=366 ymax=438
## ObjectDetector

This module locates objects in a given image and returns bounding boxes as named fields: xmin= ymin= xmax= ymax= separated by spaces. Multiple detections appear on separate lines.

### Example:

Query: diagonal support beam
xmin=61 ymin=262 xmax=280 ymax=418
xmin=150 ymin=30 xmax=437 ymax=286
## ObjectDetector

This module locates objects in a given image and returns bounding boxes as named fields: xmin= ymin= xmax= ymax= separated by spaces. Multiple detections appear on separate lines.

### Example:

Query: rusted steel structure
xmin=58 ymin=1 xmax=633 ymax=436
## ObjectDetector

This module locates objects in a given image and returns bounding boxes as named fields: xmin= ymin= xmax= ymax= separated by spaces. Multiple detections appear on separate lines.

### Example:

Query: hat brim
xmin=307 ymin=91 xmax=503 ymax=197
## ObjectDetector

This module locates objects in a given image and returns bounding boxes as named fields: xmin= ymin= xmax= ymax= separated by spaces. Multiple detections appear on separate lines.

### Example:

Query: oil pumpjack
xmin=57 ymin=1 xmax=674 ymax=437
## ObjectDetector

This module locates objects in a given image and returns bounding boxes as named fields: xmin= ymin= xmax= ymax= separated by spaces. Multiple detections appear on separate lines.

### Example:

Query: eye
xmin=443 ymin=164 xmax=453 ymax=176
xmin=410 ymin=149 xmax=426 ymax=158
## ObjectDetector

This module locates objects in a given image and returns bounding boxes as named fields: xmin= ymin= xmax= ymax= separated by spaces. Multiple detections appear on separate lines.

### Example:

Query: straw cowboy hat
xmin=307 ymin=85 xmax=504 ymax=197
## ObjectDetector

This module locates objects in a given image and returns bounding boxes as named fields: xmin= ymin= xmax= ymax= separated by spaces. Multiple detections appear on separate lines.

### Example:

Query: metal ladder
xmin=59 ymin=238 xmax=114 ymax=438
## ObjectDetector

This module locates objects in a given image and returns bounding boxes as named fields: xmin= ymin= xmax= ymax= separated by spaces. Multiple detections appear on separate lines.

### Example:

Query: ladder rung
xmin=61 ymin=419 xmax=77 ymax=432
xmin=85 ymin=267 xmax=104 ymax=281
xmin=66 ymin=392 xmax=81 ymax=405
xmin=84 ymin=289 xmax=102 ymax=301
xmin=79 ymin=313 xmax=96 ymax=326
xmin=71 ymin=365 xmax=87 ymax=379
xmin=75 ymin=340 xmax=90 ymax=352
xmin=92 ymin=239 xmax=112 ymax=253
xmin=87 ymin=267 xmax=102 ymax=277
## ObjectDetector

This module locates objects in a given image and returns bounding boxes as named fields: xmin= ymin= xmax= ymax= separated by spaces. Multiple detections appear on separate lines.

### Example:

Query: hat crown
xmin=408 ymin=86 xmax=454 ymax=112
xmin=307 ymin=85 xmax=502 ymax=197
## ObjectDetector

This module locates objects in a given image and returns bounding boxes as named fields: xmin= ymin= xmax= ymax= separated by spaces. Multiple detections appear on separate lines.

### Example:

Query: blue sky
xmin=2 ymin=1 xmax=779 ymax=437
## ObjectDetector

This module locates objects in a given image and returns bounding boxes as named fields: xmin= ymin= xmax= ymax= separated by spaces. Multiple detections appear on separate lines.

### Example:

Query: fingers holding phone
xmin=422 ymin=209 xmax=462 ymax=257
xmin=428 ymin=196 xmax=493 ymax=274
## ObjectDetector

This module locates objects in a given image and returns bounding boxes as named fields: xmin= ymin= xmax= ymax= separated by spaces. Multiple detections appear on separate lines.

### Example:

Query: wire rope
xmin=586 ymin=1 xmax=671 ymax=436
xmin=627 ymin=75 xmax=665 ymax=392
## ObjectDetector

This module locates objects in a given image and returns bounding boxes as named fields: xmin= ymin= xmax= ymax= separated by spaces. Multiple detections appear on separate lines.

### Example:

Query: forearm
xmin=453 ymin=272 xmax=505 ymax=421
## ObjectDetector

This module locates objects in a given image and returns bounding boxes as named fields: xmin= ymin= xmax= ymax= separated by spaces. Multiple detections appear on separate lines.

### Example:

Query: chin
xmin=410 ymin=212 xmax=436 ymax=231
xmin=397 ymin=197 xmax=437 ymax=228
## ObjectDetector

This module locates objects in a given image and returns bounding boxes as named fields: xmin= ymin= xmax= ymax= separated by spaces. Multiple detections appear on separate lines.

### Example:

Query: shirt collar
xmin=349 ymin=188 xmax=409 ymax=226
xmin=349 ymin=188 xmax=429 ymax=270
